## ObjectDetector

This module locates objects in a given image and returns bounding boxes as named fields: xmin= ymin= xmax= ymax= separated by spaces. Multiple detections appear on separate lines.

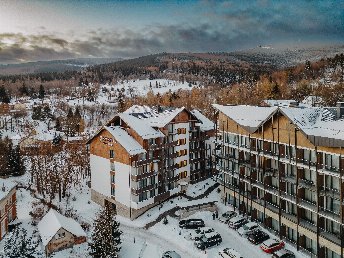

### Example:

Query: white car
xmin=237 ymin=222 xmax=259 ymax=236
xmin=190 ymin=227 xmax=215 ymax=240
xmin=219 ymin=248 xmax=243 ymax=258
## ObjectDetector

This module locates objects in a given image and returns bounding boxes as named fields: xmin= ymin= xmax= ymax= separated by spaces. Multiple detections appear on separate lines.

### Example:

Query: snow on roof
xmin=263 ymin=99 xmax=299 ymax=107
xmin=119 ymin=113 xmax=165 ymax=139
xmin=38 ymin=209 xmax=86 ymax=246
xmin=212 ymin=104 xmax=278 ymax=133
xmin=191 ymin=109 xmax=214 ymax=131
xmin=0 ymin=180 xmax=16 ymax=201
xmin=124 ymin=105 xmax=191 ymax=128
xmin=280 ymin=107 xmax=344 ymax=143
xmin=105 ymin=126 xmax=146 ymax=155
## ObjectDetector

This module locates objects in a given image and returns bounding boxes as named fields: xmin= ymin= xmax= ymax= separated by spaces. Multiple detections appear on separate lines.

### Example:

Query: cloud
xmin=0 ymin=0 xmax=343 ymax=64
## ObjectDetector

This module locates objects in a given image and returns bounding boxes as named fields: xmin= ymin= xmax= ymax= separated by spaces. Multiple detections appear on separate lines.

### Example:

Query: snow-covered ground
xmin=0 ymin=175 xmax=311 ymax=258
xmin=103 ymin=79 xmax=198 ymax=97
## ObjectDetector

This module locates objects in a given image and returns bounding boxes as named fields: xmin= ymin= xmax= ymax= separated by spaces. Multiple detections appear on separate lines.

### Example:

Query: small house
xmin=38 ymin=209 xmax=86 ymax=256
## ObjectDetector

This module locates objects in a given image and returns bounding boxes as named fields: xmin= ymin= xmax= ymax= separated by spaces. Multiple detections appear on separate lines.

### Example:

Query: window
xmin=179 ymin=171 xmax=187 ymax=179
xmin=150 ymin=189 xmax=155 ymax=198
xmin=150 ymin=176 xmax=155 ymax=185
xmin=111 ymin=174 xmax=115 ymax=184
xmin=56 ymin=232 xmax=66 ymax=239
xmin=177 ymin=128 xmax=186 ymax=134
xmin=177 ymin=138 xmax=186 ymax=145
xmin=139 ymin=192 xmax=148 ymax=202
xmin=179 ymin=160 xmax=187 ymax=168
xmin=111 ymin=186 xmax=115 ymax=196
xmin=109 ymin=150 xmax=114 ymax=159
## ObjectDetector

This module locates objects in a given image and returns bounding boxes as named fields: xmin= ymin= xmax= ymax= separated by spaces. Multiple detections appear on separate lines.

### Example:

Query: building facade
xmin=0 ymin=181 xmax=17 ymax=241
xmin=213 ymin=104 xmax=344 ymax=258
xmin=88 ymin=105 xmax=214 ymax=219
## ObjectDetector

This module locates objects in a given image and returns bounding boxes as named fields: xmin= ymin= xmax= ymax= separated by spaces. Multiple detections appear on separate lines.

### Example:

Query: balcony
xmin=131 ymin=184 xmax=155 ymax=195
xmin=281 ymin=211 xmax=297 ymax=224
xmin=132 ymin=157 xmax=158 ymax=167
xmin=298 ymin=199 xmax=317 ymax=212
xmin=266 ymin=201 xmax=279 ymax=213
xmin=281 ymin=175 xmax=296 ymax=184
xmin=319 ymin=229 xmax=342 ymax=246
xmin=299 ymin=218 xmax=317 ymax=234
xmin=280 ymin=192 xmax=296 ymax=204
xmin=298 ymin=178 xmax=316 ymax=191
xmin=319 ymin=187 xmax=341 ymax=200
xmin=318 ymin=207 xmax=341 ymax=222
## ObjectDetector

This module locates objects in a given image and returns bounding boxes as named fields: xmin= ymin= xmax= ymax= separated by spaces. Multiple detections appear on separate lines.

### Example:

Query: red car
xmin=260 ymin=239 xmax=285 ymax=253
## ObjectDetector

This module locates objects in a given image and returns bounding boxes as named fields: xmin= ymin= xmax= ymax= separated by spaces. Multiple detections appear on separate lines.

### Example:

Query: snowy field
xmin=103 ymin=79 xmax=198 ymax=97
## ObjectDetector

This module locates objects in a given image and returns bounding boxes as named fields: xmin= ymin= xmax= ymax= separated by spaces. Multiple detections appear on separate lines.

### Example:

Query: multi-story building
xmin=213 ymin=103 xmax=344 ymax=258
xmin=0 ymin=181 xmax=17 ymax=241
xmin=88 ymin=105 xmax=214 ymax=219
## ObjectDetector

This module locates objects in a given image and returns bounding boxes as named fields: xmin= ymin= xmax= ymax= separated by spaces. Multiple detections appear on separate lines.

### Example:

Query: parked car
xmin=162 ymin=251 xmax=181 ymax=258
xmin=218 ymin=211 xmax=237 ymax=223
xmin=247 ymin=229 xmax=270 ymax=245
xmin=260 ymin=239 xmax=285 ymax=253
xmin=272 ymin=249 xmax=295 ymax=258
xmin=219 ymin=248 xmax=243 ymax=258
xmin=237 ymin=222 xmax=259 ymax=236
xmin=228 ymin=216 xmax=248 ymax=229
xmin=189 ymin=227 xmax=214 ymax=240
xmin=194 ymin=232 xmax=222 ymax=250
xmin=179 ymin=219 xmax=205 ymax=229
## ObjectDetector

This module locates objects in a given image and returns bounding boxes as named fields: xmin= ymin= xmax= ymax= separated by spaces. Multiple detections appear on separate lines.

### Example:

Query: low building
xmin=38 ymin=209 xmax=86 ymax=256
xmin=88 ymin=105 xmax=215 ymax=219
xmin=0 ymin=180 xmax=17 ymax=241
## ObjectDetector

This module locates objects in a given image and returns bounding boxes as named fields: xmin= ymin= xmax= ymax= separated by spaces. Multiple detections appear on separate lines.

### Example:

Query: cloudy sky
xmin=0 ymin=0 xmax=343 ymax=64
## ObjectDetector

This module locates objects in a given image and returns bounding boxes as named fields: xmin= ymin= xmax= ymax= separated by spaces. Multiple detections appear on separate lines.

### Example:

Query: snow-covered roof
xmin=38 ymin=209 xmax=86 ymax=246
xmin=125 ymin=105 xmax=196 ymax=128
xmin=0 ymin=180 xmax=16 ymax=201
xmin=119 ymin=113 xmax=165 ymax=139
xmin=212 ymin=104 xmax=278 ymax=133
xmin=280 ymin=107 xmax=344 ymax=146
xmin=191 ymin=109 xmax=214 ymax=131
xmin=105 ymin=126 xmax=146 ymax=155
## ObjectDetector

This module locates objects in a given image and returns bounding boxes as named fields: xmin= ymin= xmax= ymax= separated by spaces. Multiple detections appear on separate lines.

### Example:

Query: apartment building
xmin=88 ymin=105 xmax=214 ymax=219
xmin=213 ymin=103 xmax=344 ymax=258
xmin=0 ymin=181 xmax=17 ymax=241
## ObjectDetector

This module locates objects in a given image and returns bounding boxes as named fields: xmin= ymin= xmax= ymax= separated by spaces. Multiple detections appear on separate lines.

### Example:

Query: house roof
xmin=118 ymin=113 xmax=165 ymax=139
xmin=212 ymin=104 xmax=278 ymax=133
xmin=124 ymin=105 xmax=199 ymax=128
xmin=191 ymin=109 xmax=214 ymax=131
xmin=38 ymin=209 xmax=86 ymax=246
xmin=105 ymin=126 xmax=146 ymax=155
xmin=0 ymin=180 xmax=16 ymax=201
xmin=214 ymin=103 xmax=344 ymax=147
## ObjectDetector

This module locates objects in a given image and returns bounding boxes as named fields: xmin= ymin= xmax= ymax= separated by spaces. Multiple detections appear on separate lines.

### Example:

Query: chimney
xmin=336 ymin=102 xmax=344 ymax=119
xmin=2 ymin=184 xmax=5 ymax=192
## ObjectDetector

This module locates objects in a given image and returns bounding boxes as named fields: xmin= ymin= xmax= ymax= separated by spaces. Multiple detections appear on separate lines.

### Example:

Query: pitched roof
xmin=105 ymin=126 xmax=146 ymax=155
xmin=212 ymin=104 xmax=278 ymax=133
xmin=38 ymin=209 xmax=86 ymax=246
xmin=124 ymin=105 xmax=198 ymax=128
xmin=191 ymin=109 xmax=214 ymax=131
xmin=0 ymin=180 xmax=16 ymax=201
xmin=118 ymin=113 xmax=165 ymax=139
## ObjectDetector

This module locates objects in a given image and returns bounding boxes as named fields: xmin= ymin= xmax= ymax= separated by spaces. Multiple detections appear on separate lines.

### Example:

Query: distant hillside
xmin=0 ymin=57 xmax=122 ymax=75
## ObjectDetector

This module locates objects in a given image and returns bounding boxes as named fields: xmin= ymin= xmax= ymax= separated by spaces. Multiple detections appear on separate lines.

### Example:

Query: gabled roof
xmin=212 ymin=104 xmax=278 ymax=133
xmin=0 ymin=180 xmax=16 ymax=201
xmin=191 ymin=109 xmax=214 ymax=131
xmin=124 ymin=105 xmax=199 ymax=128
xmin=38 ymin=209 xmax=86 ymax=246
xmin=105 ymin=126 xmax=146 ymax=155
xmin=118 ymin=113 xmax=165 ymax=139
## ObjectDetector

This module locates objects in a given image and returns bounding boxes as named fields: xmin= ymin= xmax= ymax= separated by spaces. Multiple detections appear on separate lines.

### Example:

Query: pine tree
xmin=38 ymin=84 xmax=45 ymax=100
xmin=0 ymin=86 xmax=10 ymax=103
xmin=9 ymin=144 xmax=25 ymax=176
xmin=3 ymin=227 xmax=39 ymax=258
xmin=89 ymin=203 xmax=122 ymax=258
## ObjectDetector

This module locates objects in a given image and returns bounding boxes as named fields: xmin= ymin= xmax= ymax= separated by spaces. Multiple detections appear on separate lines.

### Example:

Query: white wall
xmin=90 ymin=154 xmax=111 ymax=197
xmin=114 ymin=162 xmax=131 ymax=207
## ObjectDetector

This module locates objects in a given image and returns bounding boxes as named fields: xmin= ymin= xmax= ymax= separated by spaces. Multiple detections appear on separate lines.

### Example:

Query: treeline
xmin=0 ymin=137 xmax=25 ymax=177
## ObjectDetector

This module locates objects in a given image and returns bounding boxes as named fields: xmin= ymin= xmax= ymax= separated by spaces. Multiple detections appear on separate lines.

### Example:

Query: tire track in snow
xmin=120 ymin=224 xmax=200 ymax=258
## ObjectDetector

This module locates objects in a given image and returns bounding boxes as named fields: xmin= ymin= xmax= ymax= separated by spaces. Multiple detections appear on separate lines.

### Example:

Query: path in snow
xmin=120 ymin=224 xmax=200 ymax=258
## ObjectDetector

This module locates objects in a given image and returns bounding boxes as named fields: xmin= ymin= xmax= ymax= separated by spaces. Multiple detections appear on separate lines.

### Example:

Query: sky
xmin=0 ymin=0 xmax=343 ymax=64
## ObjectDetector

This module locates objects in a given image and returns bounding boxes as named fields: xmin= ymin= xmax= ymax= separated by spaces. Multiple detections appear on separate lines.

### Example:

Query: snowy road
xmin=120 ymin=224 xmax=200 ymax=258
